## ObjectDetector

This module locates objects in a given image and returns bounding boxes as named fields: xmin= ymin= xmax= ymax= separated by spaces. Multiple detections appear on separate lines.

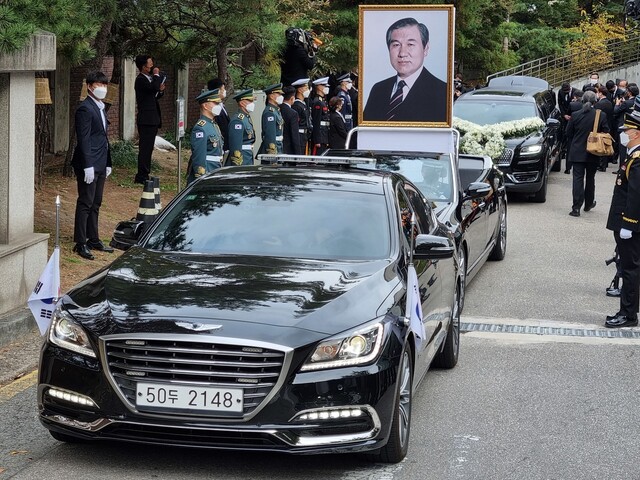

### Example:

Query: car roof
xmin=195 ymin=165 xmax=397 ymax=195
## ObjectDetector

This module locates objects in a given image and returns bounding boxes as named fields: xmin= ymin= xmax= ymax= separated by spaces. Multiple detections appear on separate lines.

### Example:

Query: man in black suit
xmin=565 ymin=91 xmax=609 ymax=217
xmin=207 ymin=77 xmax=231 ymax=157
xmin=595 ymin=85 xmax=615 ymax=171
xmin=134 ymin=54 xmax=165 ymax=184
xmin=71 ymin=71 xmax=114 ymax=260
xmin=363 ymin=17 xmax=447 ymax=123
xmin=280 ymin=86 xmax=303 ymax=154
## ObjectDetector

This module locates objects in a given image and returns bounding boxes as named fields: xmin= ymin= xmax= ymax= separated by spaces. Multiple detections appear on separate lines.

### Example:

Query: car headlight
xmin=49 ymin=308 xmax=96 ymax=358
xmin=520 ymin=144 xmax=543 ymax=156
xmin=300 ymin=323 xmax=384 ymax=371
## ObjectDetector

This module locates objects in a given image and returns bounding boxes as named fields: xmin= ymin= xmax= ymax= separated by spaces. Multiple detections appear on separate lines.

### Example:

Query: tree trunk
xmin=217 ymin=45 xmax=230 ymax=92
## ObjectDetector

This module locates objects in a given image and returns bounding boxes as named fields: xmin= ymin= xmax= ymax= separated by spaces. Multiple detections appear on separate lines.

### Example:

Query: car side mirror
xmin=463 ymin=181 xmax=491 ymax=200
xmin=546 ymin=117 xmax=560 ymax=127
xmin=414 ymin=234 xmax=454 ymax=260
xmin=110 ymin=220 xmax=145 ymax=251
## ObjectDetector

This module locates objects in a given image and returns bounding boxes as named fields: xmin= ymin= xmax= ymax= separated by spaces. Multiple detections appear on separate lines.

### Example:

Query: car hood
xmin=61 ymin=249 xmax=400 ymax=344
xmin=505 ymin=130 xmax=542 ymax=148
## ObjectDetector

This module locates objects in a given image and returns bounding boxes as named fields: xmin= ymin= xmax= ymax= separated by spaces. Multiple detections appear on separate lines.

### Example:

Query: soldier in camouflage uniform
xmin=227 ymin=89 xmax=256 ymax=166
xmin=258 ymin=83 xmax=285 ymax=160
xmin=186 ymin=89 xmax=225 ymax=185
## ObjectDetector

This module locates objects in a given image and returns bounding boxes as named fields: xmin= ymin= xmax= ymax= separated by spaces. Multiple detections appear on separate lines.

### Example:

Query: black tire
xmin=366 ymin=345 xmax=413 ymax=464
xmin=49 ymin=429 xmax=83 ymax=443
xmin=489 ymin=204 xmax=507 ymax=261
xmin=532 ymin=173 xmax=547 ymax=203
xmin=433 ymin=280 xmax=461 ymax=369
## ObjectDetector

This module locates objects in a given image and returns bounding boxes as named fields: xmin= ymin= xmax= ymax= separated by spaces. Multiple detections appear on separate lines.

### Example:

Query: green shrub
xmin=110 ymin=140 xmax=138 ymax=168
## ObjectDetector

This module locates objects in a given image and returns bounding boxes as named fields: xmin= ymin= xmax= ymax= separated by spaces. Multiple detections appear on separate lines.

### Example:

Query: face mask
xmin=212 ymin=104 xmax=223 ymax=116
xmin=619 ymin=87 xmax=627 ymax=94
xmin=590 ymin=79 xmax=598 ymax=85
xmin=620 ymin=131 xmax=631 ymax=147
xmin=246 ymin=102 xmax=256 ymax=112
xmin=303 ymin=90 xmax=310 ymax=98
xmin=275 ymin=95 xmax=284 ymax=105
xmin=345 ymin=82 xmax=352 ymax=90
xmin=323 ymin=87 xmax=329 ymax=95
xmin=92 ymin=86 xmax=108 ymax=100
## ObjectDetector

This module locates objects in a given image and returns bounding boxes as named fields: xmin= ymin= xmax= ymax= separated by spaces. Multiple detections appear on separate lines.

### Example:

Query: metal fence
xmin=486 ymin=34 xmax=640 ymax=87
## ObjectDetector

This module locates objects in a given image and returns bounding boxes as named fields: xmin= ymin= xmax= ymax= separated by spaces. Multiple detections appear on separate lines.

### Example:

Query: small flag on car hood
xmin=27 ymin=246 xmax=61 ymax=335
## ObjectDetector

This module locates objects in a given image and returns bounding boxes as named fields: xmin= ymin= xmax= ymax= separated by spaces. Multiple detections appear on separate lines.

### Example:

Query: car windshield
xmin=357 ymin=154 xmax=454 ymax=203
xmin=454 ymin=100 xmax=538 ymax=125
xmin=145 ymin=185 xmax=391 ymax=260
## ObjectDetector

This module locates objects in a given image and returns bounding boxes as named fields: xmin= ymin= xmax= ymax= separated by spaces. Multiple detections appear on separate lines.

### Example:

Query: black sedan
xmin=38 ymin=160 xmax=462 ymax=463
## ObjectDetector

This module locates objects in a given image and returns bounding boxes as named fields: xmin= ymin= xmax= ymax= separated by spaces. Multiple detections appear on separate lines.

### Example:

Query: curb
xmin=0 ymin=307 xmax=38 ymax=349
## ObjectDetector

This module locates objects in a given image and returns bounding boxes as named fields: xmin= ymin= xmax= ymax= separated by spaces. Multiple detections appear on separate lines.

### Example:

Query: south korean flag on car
xmin=406 ymin=262 xmax=425 ymax=346
xmin=27 ymin=246 xmax=61 ymax=335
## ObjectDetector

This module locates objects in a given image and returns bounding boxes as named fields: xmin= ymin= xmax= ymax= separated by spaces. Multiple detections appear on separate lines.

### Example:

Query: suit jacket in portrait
xmin=72 ymin=97 xmax=111 ymax=173
xmin=363 ymin=67 xmax=447 ymax=123
xmin=565 ymin=106 xmax=609 ymax=164
xmin=135 ymin=73 xmax=164 ymax=127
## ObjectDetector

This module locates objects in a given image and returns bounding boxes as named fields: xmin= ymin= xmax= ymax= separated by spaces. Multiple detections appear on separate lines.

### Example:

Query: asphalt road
xmin=2 ymin=167 xmax=638 ymax=479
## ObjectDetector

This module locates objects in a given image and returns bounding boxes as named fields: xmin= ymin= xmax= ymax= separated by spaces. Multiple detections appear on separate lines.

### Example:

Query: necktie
xmin=387 ymin=80 xmax=406 ymax=120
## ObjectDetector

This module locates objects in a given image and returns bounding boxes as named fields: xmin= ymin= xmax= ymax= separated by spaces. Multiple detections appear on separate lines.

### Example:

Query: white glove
xmin=83 ymin=167 xmax=95 ymax=184
xmin=106 ymin=167 xmax=112 ymax=177
xmin=620 ymin=228 xmax=633 ymax=240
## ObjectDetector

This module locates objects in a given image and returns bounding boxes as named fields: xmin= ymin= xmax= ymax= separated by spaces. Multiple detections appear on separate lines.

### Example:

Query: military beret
xmin=233 ymin=88 xmax=255 ymax=101
xmin=621 ymin=111 xmax=640 ymax=131
xmin=337 ymin=73 xmax=351 ymax=83
xmin=264 ymin=83 xmax=284 ymax=95
xmin=195 ymin=88 xmax=222 ymax=104
xmin=312 ymin=76 xmax=330 ymax=86
xmin=291 ymin=78 xmax=310 ymax=87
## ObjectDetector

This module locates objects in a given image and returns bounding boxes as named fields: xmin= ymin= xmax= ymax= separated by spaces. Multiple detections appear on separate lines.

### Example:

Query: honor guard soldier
xmin=258 ymin=83 xmax=285 ymax=159
xmin=605 ymin=110 xmax=640 ymax=328
xmin=227 ymin=88 xmax=257 ymax=166
xmin=336 ymin=73 xmax=354 ymax=131
xmin=311 ymin=76 xmax=330 ymax=154
xmin=186 ymin=88 xmax=224 ymax=185
xmin=291 ymin=78 xmax=312 ymax=154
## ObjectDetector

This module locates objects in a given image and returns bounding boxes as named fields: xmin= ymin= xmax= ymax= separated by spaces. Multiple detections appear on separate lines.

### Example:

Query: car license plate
xmin=136 ymin=382 xmax=244 ymax=413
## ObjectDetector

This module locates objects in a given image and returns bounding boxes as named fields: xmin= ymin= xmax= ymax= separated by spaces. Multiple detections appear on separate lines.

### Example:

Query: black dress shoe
xmin=606 ymin=312 xmax=621 ymax=321
xmin=605 ymin=315 xmax=638 ymax=328
xmin=584 ymin=201 xmax=596 ymax=212
xmin=87 ymin=240 xmax=114 ymax=252
xmin=606 ymin=287 xmax=621 ymax=297
xmin=564 ymin=170 xmax=571 ymax=174
xmin=73 ymin=243 xmax=95 ymax=260
xmin=569 ymin=210 xmax=580 ymax=217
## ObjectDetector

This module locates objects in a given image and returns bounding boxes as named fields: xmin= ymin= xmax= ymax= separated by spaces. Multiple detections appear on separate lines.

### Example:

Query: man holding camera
xmin=281 ymin=28 xmax=319 ymax=86
xmin=134 ymin=54 xmax=166 ymax=184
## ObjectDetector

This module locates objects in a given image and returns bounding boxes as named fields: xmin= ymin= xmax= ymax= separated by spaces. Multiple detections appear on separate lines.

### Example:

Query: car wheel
xmin=532 ymin=173 xmax=547 ymax=203
xmin=489 ymin=205 xmax=507 ymax=261
xmin=367 ymin=345 xmax=413 ymax=463
xmin=49 ymin=429 xmax=83 ymax=443
xmin=433 ymin=279 xmax=461 ymax=369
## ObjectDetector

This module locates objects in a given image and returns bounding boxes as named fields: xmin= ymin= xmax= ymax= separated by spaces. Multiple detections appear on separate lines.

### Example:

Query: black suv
xmin=453 ymin=76 xmax=561 ymax=203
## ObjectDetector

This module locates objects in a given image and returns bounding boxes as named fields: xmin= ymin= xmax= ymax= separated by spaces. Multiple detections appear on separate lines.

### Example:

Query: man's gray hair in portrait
xmin=385 ymin=17 xmax=429 ymax=49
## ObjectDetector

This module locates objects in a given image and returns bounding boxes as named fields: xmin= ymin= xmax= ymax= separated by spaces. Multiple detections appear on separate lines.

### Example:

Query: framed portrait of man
xmin=359 ymin=5 xmax=455 ymax=128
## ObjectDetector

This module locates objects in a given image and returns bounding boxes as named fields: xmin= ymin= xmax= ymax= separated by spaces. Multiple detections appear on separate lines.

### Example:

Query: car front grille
xmin=103 ymin=336 xmax=287 ymax=419
xmin=496 ymin=148 xmax=514 ymax=166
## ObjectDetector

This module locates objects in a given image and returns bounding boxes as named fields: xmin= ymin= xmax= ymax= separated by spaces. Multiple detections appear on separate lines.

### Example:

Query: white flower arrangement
xmin=453 ymin=116 xmax=546 ymax=161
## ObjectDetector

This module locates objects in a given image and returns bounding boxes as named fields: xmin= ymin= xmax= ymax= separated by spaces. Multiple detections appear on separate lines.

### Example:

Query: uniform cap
xmin=233 ymin=88 xmax=255 ymax=101
xmin=291 ymin=78 xmax=310 ymax=87
xmin=264 ymin=83 xmax=284 ymax=95
xmin=337 ymin=73 xmax=351 ymax=83
xmin=620 ymin=111 xmax=640 ymax=131
xmin=312 ymin=77 xmax=330 ymax=86
xmin=195 ymin=88 xmax=221 ymax=104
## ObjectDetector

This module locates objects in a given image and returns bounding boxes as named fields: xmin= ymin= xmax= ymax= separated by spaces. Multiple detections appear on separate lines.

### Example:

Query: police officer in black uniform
xmin=335 ymin=73 xmax=354 ymax=131
xmin=311 ymin=76 xmax=330 ymax=154
xmin=605 ymin=110 xmax=640 ymax=328
xmin=291 ymin=78 xmax=312 ymax=154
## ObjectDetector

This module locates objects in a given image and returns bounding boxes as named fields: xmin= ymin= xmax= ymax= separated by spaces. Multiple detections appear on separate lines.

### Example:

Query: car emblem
xmin=175 ymin=322 xmax=223 ymax=332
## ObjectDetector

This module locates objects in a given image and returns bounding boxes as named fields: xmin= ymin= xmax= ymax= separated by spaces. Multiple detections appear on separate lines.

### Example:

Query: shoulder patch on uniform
xmin=238 ymin=113 xmax=245 ymax=119
xmin=195 ymin=131 xmax=204 ymax=138
xmin=632 ymin=151 xmax=640 ymax=159
xmin=267 ymin=116 xmax=274 ymax=121
xmin=235 ymin=124 xmax=243 ymax=129
xmin=196 ymin=120 xmax=206 ymax=126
